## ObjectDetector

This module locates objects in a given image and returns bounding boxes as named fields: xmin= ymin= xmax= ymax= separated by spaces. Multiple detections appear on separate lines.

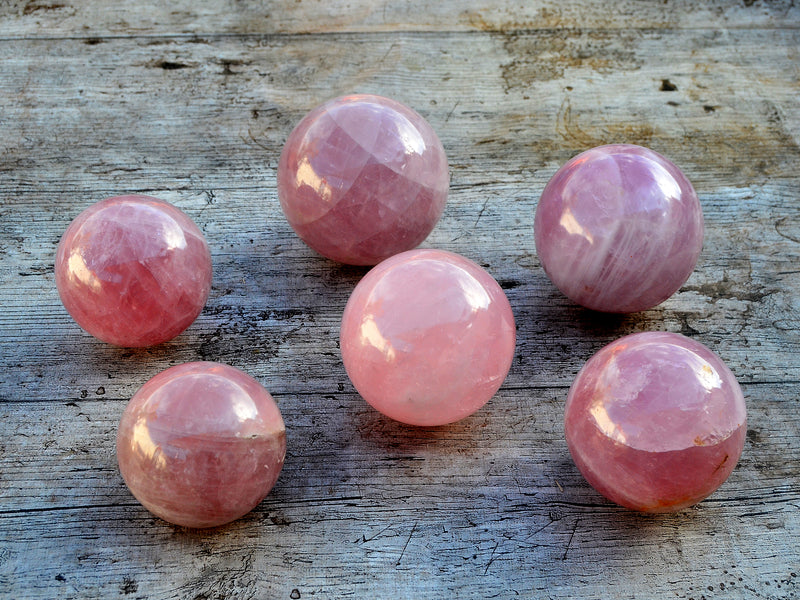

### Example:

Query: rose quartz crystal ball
xmin=565 ymin=332 xmax=746 ymax=512
xmin=55 ymin=195 xmax=212 ymax=347
xmin=340 ymin=249 xmax=516 ymax=426
xmin=277 ymin=94 xmax=449 ymax=265
xmin=534 ymin=144 xmax=704 ymax=312
xmin=117 ymin=362 xmax=286 ymax=528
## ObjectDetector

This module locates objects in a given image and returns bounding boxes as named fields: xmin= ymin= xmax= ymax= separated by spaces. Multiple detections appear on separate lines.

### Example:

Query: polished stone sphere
xmin=55 ymin=195 xmax=212 ymax=347
xmin=534 ymin=144 xmax=703 ymax=312
xmin=117 ymin=362 xmax=286 ymax=528
xmin=277 ymin=94 xmax=449 ymax=265
xmin=340 ymin=249 xmax=516 ymax=426
xmin=565 ymin=332 xmax=746 ymax=512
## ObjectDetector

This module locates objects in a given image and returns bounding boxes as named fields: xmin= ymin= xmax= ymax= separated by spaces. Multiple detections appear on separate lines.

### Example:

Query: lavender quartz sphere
xmin=277 ymin=94 xmax=449 ymax=265
xmin=117 ymin=362 xmax=286 ymax=528
xmin=55 ymin=195 xmax=212 ymax=347
xmin=534 ymin=144 xmax=704 ymax=312
xmin=340 ymin=249 xmax=516 ymax=426
xmin=565 ymin=332 xmax=746 ymax=512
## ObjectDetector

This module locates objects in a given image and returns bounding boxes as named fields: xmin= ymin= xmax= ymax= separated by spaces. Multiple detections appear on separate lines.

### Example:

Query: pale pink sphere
xmin=534 ymin=144 xmax=704 ymax=312
xmin=117 ymin=362 xmax=286 ymax=528
xmin=277 ymin=94 xmax=449 ymax=265
xmin=340 ymin=249 xmax=516 ymax=426
xmin=565 ymin=332 xmax=746 ymax=512
xmin=55 ymin=195 xmax=212 ymax=347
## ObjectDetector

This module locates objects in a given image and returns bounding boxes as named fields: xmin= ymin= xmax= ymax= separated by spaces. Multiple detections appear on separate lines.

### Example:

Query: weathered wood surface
xmin=1 ymin=1 xmax=799 ymax=598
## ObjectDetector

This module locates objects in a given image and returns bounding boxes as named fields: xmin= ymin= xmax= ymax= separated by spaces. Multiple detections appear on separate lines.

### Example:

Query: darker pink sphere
xmin=277 ymin=94 xmax=449 ymax=265
xmin=55 ymin=195 xmax=212 ymax=347
xmin=565 ymin=332 xmax=746 ymax=512
xmin=117 ymin=362 xmax=287 ymax=528
xmin=534 ymin=144 xmax=704 ymax=312
xmin=340 ymin=249 xmax=516 ymax=426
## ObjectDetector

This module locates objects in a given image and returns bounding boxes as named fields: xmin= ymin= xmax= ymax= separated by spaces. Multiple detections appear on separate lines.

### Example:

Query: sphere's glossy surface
xmin=55 ymin=195 xmax=212 ymax=347
xmin=565 ymin=332 xmax=746 ymax=512
xmin=277 ymin=94 xmax=449 ymax=265
xmin=340 ymin=249 xmax=516 ymax=426
xmin=534 ymin=144 xmax=703 ymax=312
xmin=117 ymin=362 xmax=286 ymax=528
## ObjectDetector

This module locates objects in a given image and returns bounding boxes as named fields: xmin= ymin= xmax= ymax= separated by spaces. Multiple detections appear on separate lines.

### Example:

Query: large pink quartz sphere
xmin=565 ymin=332 xmax=746 ymax=512
xmin=340 ymin=249 xmax=516 ymax=426
xmin=117 ymin=362 xmax=286 ymax=528
xmin=55 ymin=195 xmax=212 ymax=347
xmin=277 ymin=94 xmax=449 ymax=265
xmin=534 ymin=144 xmax=704 ymax=312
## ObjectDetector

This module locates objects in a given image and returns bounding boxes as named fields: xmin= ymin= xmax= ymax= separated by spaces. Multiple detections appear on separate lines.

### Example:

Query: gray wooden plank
xmin=0 ymin=383 xmax=797 ymax=599
xmin=0 ymin=0 xmax=798 ymax=39
xmin=1 ymin=29 xmax=799 ymax=399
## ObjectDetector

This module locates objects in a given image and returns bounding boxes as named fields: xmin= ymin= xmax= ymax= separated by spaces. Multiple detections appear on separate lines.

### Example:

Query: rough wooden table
xmin=1 ymin=1 xmax=799 ymax=598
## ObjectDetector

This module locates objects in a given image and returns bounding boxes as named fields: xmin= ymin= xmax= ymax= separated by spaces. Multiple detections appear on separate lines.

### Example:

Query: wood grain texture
xmin=1 ymin=1 xmax=799 ymax=598
xmin=0 ymin=0 xmax=798 ymax=37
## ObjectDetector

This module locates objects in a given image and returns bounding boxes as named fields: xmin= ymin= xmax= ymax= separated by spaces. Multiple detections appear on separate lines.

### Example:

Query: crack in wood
xmin=395 ymin=521 xmax=417 ymax=567
xmin=562 ymin=518 xmax=579 ymax=561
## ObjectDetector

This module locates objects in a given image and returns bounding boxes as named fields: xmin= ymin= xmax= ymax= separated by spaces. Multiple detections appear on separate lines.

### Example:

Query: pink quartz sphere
xmin=534 ymin=144 xmax=704 ymax=312
xmin=117 ymin=362 xmax=287 ymax=528
xmin=564 ymin=332 xmax=746 ymax=512
xmin=277 ymin=94 xmax=449 ymax=265
xmin=55 ymin=195 xmax=212 ymax=347
xmin=340 ymin=249 xmax=516 ymax=426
